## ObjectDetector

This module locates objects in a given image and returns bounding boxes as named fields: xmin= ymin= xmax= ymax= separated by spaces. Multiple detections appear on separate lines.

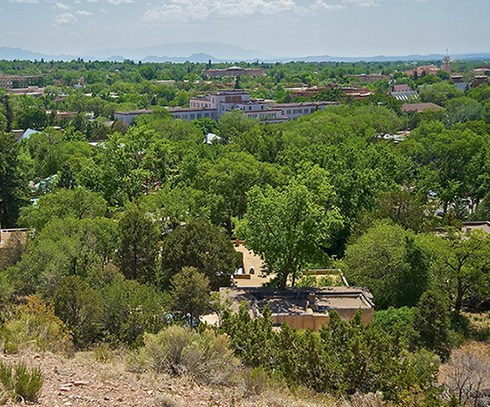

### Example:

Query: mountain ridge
xmin=0 ymin=44 xmax=489 ymax=63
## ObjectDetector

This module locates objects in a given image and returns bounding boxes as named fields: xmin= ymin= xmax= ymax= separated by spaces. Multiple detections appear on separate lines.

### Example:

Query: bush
xmin=129 ymin=325 xmax=238 ymax=385
xmin=100 ymin=273 xmax=166 ymax=346
xmin=52 ymin=276 xmax=103 ymax=348
xmin=0 ymin=360 xmax=43 ymax=403
xmin=0 ymin=296 xmax=72 ymax=354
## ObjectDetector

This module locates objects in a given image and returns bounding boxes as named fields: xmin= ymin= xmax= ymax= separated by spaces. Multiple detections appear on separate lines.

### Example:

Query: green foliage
xmin=99 ymin=273 xmax=165 ymax=346
xmin=1 ymin=296 xmax=72 ymax=354
xmin=412 ymin=290 xmax=452 ymax=361
xmin=0 ymin=360 xmax=43 ymax=403
xmin=130 ymin=326 xmax=239 ymax=385
xmin=373 ymin=306 xmax=415 ymax=348
xmin=239 ymin=165 xmax=343 ymax=288
xmin=170 ymin=267 xmax=211 ymax=327
xmin=118 ymin=204 xmax=159 ymax=283
xmin=344 ymin=221 xmax=431 ymax=308
xmin=160 ymin=220 xmax=241 ymax=290
xmin=52 ymin=276 xmax=103 ymax=348
xmin=8 ymin=216 xmax=118 ymax=296
xmin=219 ymin=309 xmax=441 ymax=403
xmin=0 ymin=133 xmax=28 ymax=228
xmin=18 ymin=188 xmax=107 ymax=232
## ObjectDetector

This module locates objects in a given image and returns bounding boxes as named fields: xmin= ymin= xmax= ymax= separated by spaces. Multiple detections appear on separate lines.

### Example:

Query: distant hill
xmin=87 ymin=42 xmax=274 ymax=62
xmin=0 ymin=44 xmax=489 ymax=63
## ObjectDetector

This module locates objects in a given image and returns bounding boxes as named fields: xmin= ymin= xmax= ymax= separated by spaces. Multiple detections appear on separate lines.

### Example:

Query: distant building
xmin=0 ymin=74 xmax=43 ymax=89
xmin=113 ymin=109 xmax=153 ymax=126
xmin=114 ymin=90 xmax=338 ymax=125
xmin=204 ymin=67 xmax=266 ymax=78
xmin=390 ymin=84 xmax=419 ymax=101
xmin=7 ymin=86 xmax=44 ymax=98
xmin=286 ymin=85 xmax=372 ymax=100
xmin=451 ymin=75 xmax=470 ymax=92
xmin=441 ymin=51 xmax=451 ymax=73
xmin=349 ymin=74 xmax=391 ymax=84
xmin=16 ymin=128 xmax=40 ymax=143
xmin=462 ymin=221 xmax=490 ymax=235
xmin=401 ymin=102 xmax=443 ymax=113
xmin=471 ymin=76 xmax=489 ymax=88
xmin=405 ymin=65 xmax=440 ymax=78
xmin=220 ymin=286 xmax=375 ymax=330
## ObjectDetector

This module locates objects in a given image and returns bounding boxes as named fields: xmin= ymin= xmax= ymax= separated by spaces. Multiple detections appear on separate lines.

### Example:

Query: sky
xmin=1 ymin=0 xmax=489 ymax=58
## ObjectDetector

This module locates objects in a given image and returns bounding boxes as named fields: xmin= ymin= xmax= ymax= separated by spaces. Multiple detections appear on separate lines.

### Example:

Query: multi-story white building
xmin=115 ymin=90 xmax=338 ymax=125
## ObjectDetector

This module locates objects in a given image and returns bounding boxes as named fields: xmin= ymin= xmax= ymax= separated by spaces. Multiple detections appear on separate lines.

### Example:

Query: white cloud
xmin=55 ymin=2 xmax=70 ymax=10
xmin=311 ymin=0 xmax=345 ymax=10
xmin=107 ymin=0 xmax=135 ymax=4
xmin=87 ymin=0 xmax=99 ymax=3
xmin=342 ymin=0 xmax=380 ymax=6
xmin=53 ymin=12 xmax=78 ymax=25
xmin=8 ymin=0 xmax=40 ymax=3
xmin=143 ymin=0 xmax=298 ymax=22
xmin=76 ymin=9 xmax=92 ymax=15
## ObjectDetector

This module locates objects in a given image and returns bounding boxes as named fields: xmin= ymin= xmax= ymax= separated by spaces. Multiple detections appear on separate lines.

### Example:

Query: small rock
xmin=73 ymin=380 xmax=90 ymax=386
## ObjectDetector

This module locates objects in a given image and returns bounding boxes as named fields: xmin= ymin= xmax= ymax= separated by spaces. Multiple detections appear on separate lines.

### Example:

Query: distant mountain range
xmin=1 ymin=43 xmax=489 ymax=63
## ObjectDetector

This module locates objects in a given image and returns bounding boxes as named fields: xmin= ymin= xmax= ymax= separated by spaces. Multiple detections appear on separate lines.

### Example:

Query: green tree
xmin=412 ymin=290 xmax=452 ymax=361
xmin=52 ymin=275 xmax=103 ymax=347
xmin=432 ymin=230 xmax=490 ymax=312
xmin=239 ymin=166 xmax=343 ymax=288
xmin=0 ymin=133 xmax=28 ymax=228
xmin=15 ymin=106 xmax=48 ymax=130
xmin=170 ymin=267 xmax=211 ymax=327
xmin=160 ymin=220 xmax=241 ymax=290
xmin=19 ymin=188 xmax=107 ymax=232
xmin=100 ymin=273 xmax=165 ymax=345
xmin=344 ymin=222 xmax=431 ymax=308
xmin=118 ymin=205 xmax=159 ymax=283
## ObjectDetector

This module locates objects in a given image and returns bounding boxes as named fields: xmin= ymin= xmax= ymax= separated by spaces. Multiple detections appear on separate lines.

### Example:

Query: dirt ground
xmin=0 ymin=351 xmax=334 ymax=407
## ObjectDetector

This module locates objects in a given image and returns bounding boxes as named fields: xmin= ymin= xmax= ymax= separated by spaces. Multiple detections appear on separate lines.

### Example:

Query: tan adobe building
xmin=220 ymin=286 xmax=375 ymax=330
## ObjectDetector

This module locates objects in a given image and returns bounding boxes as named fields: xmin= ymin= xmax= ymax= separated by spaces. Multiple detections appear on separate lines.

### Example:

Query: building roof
xmin=114 ymin=109 xmax=153 ymax=115
xmin=402 ymin=102 xmax=443 ymax=113
xmin=220 ymin=286 xmax=374 ymax=317
xmin=392 ymin=84 xmax=412 ymax=92
xmin=17 ymin=128 xmax=40 ymax=142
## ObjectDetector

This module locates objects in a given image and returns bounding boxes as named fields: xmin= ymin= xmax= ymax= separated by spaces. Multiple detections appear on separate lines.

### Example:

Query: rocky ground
xmin=0 ymin=351 xmax=335 ymax=407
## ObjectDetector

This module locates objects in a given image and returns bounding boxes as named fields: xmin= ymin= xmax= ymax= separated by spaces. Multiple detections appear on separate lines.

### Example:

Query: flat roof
xmin=114 ymin=109 xmax=153 ymax=115
xmin=220 ymin=286 xmax=374 ymax=315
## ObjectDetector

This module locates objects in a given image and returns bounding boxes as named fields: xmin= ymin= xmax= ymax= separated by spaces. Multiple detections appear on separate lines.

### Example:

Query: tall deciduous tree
xmin=429 ymin=230 xmax=490 ymax=312
xmin=239 ymin=166 xmax=343 ymax=288
xmin=344 ymin=221 xmax=431 ymax=308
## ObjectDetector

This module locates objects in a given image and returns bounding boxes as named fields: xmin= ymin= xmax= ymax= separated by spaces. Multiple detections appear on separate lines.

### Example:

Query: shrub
xmin=130 ymin=325 xmax=238 ymax=385
xmin=52 ymin=276 xmax=103 ymax=348
xmin=242 ymin=367 xmax=269 ymax=397
xmin=0 ymin=360 xmax=43 ymax=403
xmin=100 ymin=273 xmax=166 ymax=346
xmin=0 ymin=296 xmax=72 ymax=354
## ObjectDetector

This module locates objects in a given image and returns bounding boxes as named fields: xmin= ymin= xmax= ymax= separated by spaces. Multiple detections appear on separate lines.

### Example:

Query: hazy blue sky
xmin=2 ymin=0 xmax=489 ymax=57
